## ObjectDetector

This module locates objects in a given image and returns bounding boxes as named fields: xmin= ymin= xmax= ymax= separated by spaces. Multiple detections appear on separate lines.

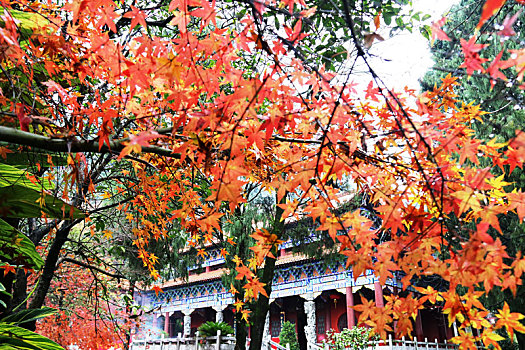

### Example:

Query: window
xmin=316 ymin=314 xmax=325 ymax=334
xmin=271 ymin=319 xmax=281 ymax=337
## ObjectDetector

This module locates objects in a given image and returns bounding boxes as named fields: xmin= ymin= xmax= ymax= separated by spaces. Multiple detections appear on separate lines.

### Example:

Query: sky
xmin=366 ymin=0 xmax=460 ymax=91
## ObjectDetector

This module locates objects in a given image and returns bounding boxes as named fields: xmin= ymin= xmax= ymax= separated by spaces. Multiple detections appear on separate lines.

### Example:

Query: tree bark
xmin=0 ymin=126 xmax=178 ymax=158
xmin=11 ymin=269 xmax=28 ymax=311
xmin=28 ymin=223 xmax=72 ymax=310
xmin=296 ymin=298 xmax=307 ymax=350
xmin=249 ymin=255 xmax=277 ymax=350
xmin=249 ymin=194 xmax=286 ymax=350
xmin=234 ymin=312 xmax=248 ymax=350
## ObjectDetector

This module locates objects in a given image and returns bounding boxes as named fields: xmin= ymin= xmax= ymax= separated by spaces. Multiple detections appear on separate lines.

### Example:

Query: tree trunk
xmin=249 ymin=194 xmax=286 ymax=350
xmin=11 ymin=269 xmax=28 ymax=311
xmin=249 ymin=255 xmax=276 ymax=350
xmin=28 ymin=223 xmax=71 ymax=310
xmin=234 ymin=312 xmax=248 ymax=350
xmin=517 ymin=332 xmax=525 ymax=350
xmin=296 ymin=298 xmax=307 ymax=350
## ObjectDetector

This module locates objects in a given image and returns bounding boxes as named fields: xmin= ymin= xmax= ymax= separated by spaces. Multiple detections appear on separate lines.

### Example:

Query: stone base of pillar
xmin=304 ymin=299 xmax=316 ymax=346
xmin=182 ymin=309 xmax=193 ymax=338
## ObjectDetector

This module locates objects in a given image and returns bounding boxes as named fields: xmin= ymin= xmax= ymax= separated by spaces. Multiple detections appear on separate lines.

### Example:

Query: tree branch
xmin=58 ymin=257 xmax=125 ymax=279
xmin=0 ymin=126 xmax=179 ymax=158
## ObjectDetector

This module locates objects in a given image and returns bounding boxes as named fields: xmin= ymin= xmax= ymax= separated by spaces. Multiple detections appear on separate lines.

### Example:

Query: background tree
xmin=421 ymin=1 xmax=525 ymax=348
xmin=279 ymin=321 xmax=300 ymax=350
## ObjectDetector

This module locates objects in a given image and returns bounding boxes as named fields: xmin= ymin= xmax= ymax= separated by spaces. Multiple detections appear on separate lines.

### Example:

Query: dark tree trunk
xmin=248 ymin=255 xmax=276 ymax=350
xmin=248 ymin=194 xmax=285 ymax=350
xmin=234 ymin=312 xmax=248 ymax=350
xmin=296 ymin=298 xmax=307 ymax=350
xmin=11 ymin=269 xmax=28 ymax=311
xmin=28 ymin=223 xmax=72 ymax=310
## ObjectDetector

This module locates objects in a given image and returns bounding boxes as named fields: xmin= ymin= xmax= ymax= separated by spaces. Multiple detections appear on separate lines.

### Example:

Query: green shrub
xmin=197 ymin=321 xmax=234 ymax=337
xmin=324 ymin=327 xmax=377 ymax=350
xmin=279 ymin=321 xmax=300 ymax=350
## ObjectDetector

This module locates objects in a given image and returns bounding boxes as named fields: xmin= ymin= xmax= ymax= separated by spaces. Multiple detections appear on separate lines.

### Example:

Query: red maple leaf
xmin=123 ymin=6 xmax=147 ymax=30
xmin=1 ymin=263 xmax=16 ymax=276
xmin=191 ymin=0 xmax=216 ymax=28
xmin=497 ymin=9 xmax=522 ymax=37
xmin=284 ymin=19 xmax=308 ymax=43
xmin=486 ymin=49 xmax=507 ymax=86
xmin=431 ymin=17 xmax=451 ymax=44
xmin=460 ymin=36 xmax=488 ymax=75
xmin=96 ymin=6 xmax=119 ymax=33
xmin=477 ymin=0 xmax=508 ymax=29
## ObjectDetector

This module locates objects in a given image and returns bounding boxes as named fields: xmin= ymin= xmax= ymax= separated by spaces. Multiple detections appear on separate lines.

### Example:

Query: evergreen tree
xmin=279 ymin=321 xmax=300 ymax=350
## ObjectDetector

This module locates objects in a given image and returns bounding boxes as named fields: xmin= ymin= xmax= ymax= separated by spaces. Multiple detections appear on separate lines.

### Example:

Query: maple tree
xmin=0 ymin=0 xmax=524 ymax=350
xmin=422 ymin=1 xmax=525 ymax=348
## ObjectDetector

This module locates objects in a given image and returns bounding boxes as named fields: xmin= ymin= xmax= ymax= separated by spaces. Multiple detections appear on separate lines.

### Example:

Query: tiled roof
xmin=158 ymin=253 xmax=314 ymax=289
xmin=276 ymin=253 xmax=311 ymax=266
xmin=160 ymin=268 xmax=228 ymax=288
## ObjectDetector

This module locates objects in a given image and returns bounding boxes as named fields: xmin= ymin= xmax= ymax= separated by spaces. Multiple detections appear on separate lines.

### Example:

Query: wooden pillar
xmin=325 ymin=305 xmax=331 ymax=334
xmin=415 ymin=310 xmax=424 ymax=341
xmin=164 ymin=312 xmax=170 ymax=336
xmin=345 ymin=286 xmax=355 ymax=328
xmin=374 ymin=282 xmax=384 ymax=308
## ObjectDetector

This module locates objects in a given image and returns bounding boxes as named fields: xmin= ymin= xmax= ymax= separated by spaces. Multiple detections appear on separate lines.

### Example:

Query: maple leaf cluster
xmin=34 ymin=262 xmax=134 ymax=349
xmin=433 ymin=0 xmax=525 ymax=87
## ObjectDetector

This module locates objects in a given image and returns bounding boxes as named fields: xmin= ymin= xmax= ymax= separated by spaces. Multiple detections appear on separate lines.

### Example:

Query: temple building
xmin=133 ymin=242 xmax=453 ymax=345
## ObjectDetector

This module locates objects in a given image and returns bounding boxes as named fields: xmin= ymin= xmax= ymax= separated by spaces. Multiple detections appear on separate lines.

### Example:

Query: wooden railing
xmin=131 ymin=333 xmax=473 ymax=350
xmin=130 ymin=330 xmax=236 ymax=350
xmin=307 ymin=335 xmax=466 ymax=350
xmin=366 ymin=335 xmax=462 ymax=350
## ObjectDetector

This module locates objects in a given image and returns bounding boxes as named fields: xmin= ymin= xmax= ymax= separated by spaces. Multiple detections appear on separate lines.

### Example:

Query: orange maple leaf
xmin=244 ymin=277 xmax=268 ymax=300
xmin=151 ymin=285 xmax=163 ymax=296
xmin=1 ymin=263 xmax=16 ymax=276
xmin=495 ymin=302 xmax=525 ymax=339
xmin=235 ymin=265 xmax=253 ymax=281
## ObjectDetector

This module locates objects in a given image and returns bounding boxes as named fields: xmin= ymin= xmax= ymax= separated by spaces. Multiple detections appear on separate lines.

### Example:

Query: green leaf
xmin=0 ymin=8 xmax=49 ymax=30
xmin=0 ymin=218 xmax=44 ymax=270
xmin=0 ymin=145 xmax=68 ymax=168
xmin=0 ymin=162 xmax=52 ymax=192
xmin=0 ymin=283 xmax=6 ymax=308
xmin=383 ymin=12 xmax=393 ymax=25
xmin=0 ymin=323 xmax=64 ymax=350
xmin=420 ymin=25 xmax=431 ymax=40
xmin=1 ymin=307 xmax=57 ymax=325
xmin=0 ymin=163 xmax=85 ymax=219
